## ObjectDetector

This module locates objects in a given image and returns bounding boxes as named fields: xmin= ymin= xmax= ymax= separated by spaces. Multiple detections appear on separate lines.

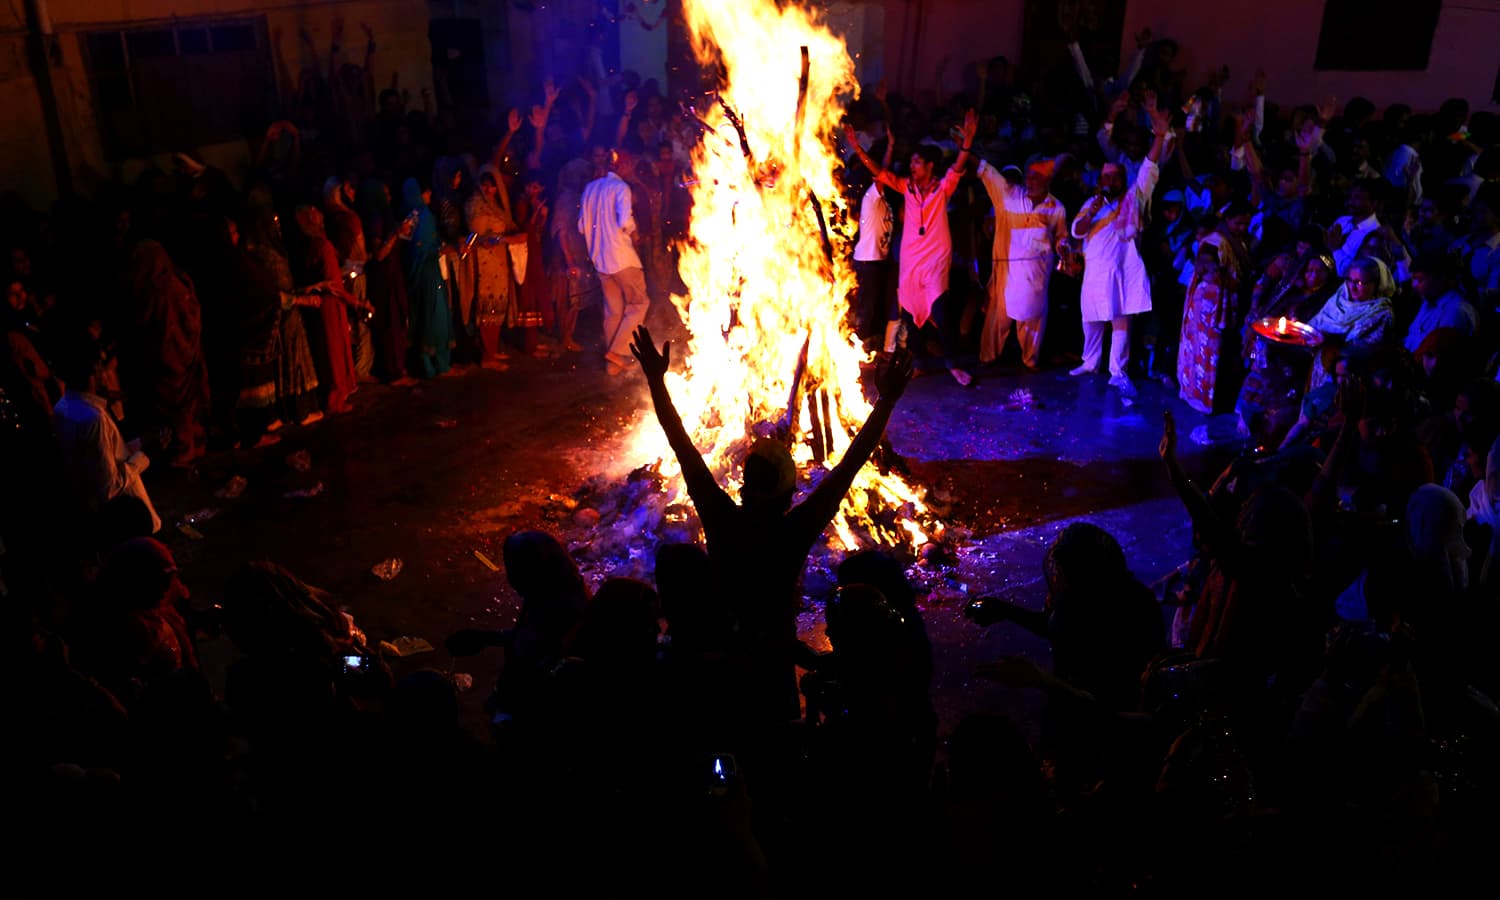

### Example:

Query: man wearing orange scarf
xmin=975 ymin=157 xmax=1067 ymax=368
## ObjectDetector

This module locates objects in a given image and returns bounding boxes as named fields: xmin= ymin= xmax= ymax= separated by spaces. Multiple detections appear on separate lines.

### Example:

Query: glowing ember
xmin=628 ymin=0 xmax=934 ymax=551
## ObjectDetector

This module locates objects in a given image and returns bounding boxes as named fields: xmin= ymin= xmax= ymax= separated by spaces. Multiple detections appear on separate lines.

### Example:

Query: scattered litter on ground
xmin=371 ymin=558 xmax=404 ymax=581
xmin=286 ymin=450 xmax=312 ymax=472
xmin=1006 ymin=388 xmax=1036 ymax=411
xmin=214 ymin=476 xmax=248 ymax=499
xmin=283 ymin=481 xmax=325 ymax=499
xmin=379 ymin=636 xmax=435 ymax=657
xmin=472 ymin=550 xmax=500 ymax=571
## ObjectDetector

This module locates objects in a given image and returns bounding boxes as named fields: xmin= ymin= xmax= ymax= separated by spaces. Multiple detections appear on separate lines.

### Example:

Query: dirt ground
xmin=153 ymin=316 xmax=1205 ymax=741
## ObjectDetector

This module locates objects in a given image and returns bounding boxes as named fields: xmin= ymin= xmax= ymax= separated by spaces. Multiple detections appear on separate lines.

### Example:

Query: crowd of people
xmin=3 ymin=14 xmax=1500 ymax=894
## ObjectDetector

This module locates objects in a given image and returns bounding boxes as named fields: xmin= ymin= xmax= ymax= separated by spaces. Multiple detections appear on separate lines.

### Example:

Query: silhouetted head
xmin=655 ymin=542 xmax=728 ymax=647
xmin=837 ymin=550 xmax=916 ymax=616
xmin=98 ymin=495 xmax=156 ymax=550
xmin=504 ymin=530 xmax=589 ymax=641
xmin=572 ymin=577 xmax=659 ymax=668
xmin=101 ymin=537 xmax=184 ymax=613
xmin=1043 ymin=522 xmax=1128 ymax=610
xmin=742 ymin=438 xmax=796 ymax=512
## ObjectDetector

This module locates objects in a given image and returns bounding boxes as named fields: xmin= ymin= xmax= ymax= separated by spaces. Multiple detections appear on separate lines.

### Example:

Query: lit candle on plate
xmin=1277 ymin=316 xmax=1288 ymax=335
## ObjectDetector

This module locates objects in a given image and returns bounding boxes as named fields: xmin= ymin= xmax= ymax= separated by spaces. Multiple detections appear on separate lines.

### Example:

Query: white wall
xmin=1121 ymin=0 xmax=1500 ymax=112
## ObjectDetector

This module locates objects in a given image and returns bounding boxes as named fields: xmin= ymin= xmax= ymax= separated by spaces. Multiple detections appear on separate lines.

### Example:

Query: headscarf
xmin=322 ymin=176 xmax=348 ymax=208
xmin=239 ymin=184 xmax=285 ymax=256
xmin=293 ymin=204 xmax=326 ymax=242
xmin=1308 ymin=256 xmax=1395 ymax=340
xmin=355 ymin=177 xmax=395 ymax=239
xmin=431 ymin=156 xmax=469 ymax=209
xmin=399 ymin=178 xmax=437 ymax=274
xmin=474 ymin=163 xmax=514 ymax=221
xmin=1466 ymin=434 xmax=1500 ymax=528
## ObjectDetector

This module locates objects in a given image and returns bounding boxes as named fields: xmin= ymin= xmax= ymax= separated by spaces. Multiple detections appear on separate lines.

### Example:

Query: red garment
xmin=305 ymin=237 xmax=357 ymax=410
xmin=122 ymin=240 xmax=209 ymax=461
xmin=515 ymin=196 xmax=549 ymax=330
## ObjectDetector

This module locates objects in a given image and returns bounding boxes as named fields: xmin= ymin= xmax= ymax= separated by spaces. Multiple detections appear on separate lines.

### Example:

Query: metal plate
xmin=1251 ymin=316 xmax=1324 ymax=347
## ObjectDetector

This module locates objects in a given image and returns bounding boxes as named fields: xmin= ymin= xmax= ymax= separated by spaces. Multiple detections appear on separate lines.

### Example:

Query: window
xmin=1314 ymin=0 xmax=1442 ymax=72
xmin=84 ymin=18 xmax=274 ymax=159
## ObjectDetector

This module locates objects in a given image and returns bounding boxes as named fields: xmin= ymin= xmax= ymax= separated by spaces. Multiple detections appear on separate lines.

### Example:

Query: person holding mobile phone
xmin=399 ymin=178 xmax=455 ymax=379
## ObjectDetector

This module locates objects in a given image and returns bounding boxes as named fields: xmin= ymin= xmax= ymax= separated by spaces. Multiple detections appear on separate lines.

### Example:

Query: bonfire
xmin=617 ymin=0 xmax=940 ymax=556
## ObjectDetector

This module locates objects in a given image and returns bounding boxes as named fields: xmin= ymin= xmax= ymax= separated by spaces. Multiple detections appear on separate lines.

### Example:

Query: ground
xmin=155 ymin=317 xmax=1212 ymax=741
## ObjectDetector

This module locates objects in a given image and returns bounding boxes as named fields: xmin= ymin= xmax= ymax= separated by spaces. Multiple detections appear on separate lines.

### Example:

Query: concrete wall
xmin=1119 ymin=0 xmax=1500 ymax=112
xmin=2 ymin=0 xmax=433 ymax=207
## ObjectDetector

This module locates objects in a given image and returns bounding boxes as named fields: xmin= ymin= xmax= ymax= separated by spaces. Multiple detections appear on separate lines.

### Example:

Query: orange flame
xmin=630 ymin=0 xmax=933 ymax=551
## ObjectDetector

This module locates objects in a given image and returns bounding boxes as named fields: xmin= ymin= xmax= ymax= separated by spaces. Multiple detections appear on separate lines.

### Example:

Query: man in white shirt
xmin=1404 ymin=253 xmax=1478 ymax=354
xmin=1328 ymin=180 xmax=1383 ymax=277
xmin=1070 ymin=93 xmax=1170 ymax=394
xmin=851 ymin=132 xmax=896 ymax=353
xmin=53 ymin=340 xmax=161 ymax=536
xmin=974 ymin=158 xmax=1068 ymax=368
xmin=579 ymin=149 xmax=650 ymax=376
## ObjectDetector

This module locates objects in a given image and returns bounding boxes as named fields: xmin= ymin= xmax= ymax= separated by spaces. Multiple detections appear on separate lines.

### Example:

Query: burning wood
xmin=625 ymin=0 xmax=939 ymax=552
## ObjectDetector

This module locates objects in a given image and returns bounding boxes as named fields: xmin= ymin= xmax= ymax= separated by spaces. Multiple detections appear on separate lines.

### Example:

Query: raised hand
xmin=876 ymin=348 xmax=914 ymax=403
xmin=543 ymin=77 xmax=559 ymax=107
xmin=623 ymin=90 xmax=639 ymax=116
xmin=842 ymin=122 xmax=860 ymax=147
xmin=1159 ymin=410 xmax=1177 ymax=461
xmin=578 ymin=75 xmax=596 ymax=98
xmin=1250 ymin=68 xmax=1267 ymax=97
xmin=529 ymin=104 xmax=548 ymax=130
xmin=1315 ymin=95 xmax=1338 ymax=126
xmin=360 ymin=23 xmax=374 ymax=43
xmin=1108 ymin=91 xmax=1130 ymax=120
xmin=1145 ymin=91 xmax=1169 ymax=133
xmin=1135 ymin=27 xmax=1153 ymax=50
xmin=507 ymin=107 xmax=523 ymax=135
xmin=1231 ymin=110 xmax=1251 ymax=146
xmin=629 ymin=325 xmax=670 ymax=381
xmin=1295 ymin=117 xmax=1324 ymax=154
xmin=960 ymin=108 xmax=978 ymax=146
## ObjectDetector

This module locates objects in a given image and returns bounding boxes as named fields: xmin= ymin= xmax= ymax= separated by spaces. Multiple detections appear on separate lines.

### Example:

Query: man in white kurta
xmin=975 ymin=158 xmax=1068 ymax=368
xmin=1070 ymin=104 xmax=1169 ymax=392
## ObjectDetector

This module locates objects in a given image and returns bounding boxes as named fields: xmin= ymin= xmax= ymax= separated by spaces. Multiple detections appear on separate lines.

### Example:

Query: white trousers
xmin=984 ymin=306 xmax=1048 ymax=368
xmin=1082 ymin=317 xmax=1130 ymax=377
